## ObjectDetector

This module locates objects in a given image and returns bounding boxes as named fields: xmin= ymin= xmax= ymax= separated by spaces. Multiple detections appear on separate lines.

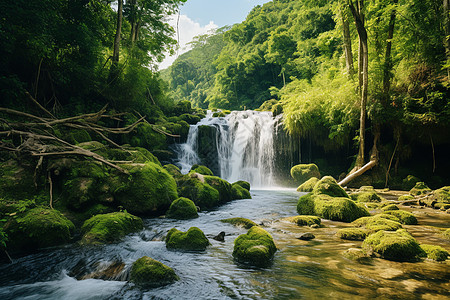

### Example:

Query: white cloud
xmin=158 ymin=14 xmax=218 ymax=70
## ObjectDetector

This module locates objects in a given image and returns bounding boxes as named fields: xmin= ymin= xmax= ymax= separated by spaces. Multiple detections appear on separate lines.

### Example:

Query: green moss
xmin=352 ymin=215 xmax=402 ymax=232
xmin=285 ymin=215 xmax=321 ymax=226
xmin=350 ymin=191 xmax=384 ymax=203
xmin=257 ymin=99 xmax=278 ymax=111
xmin=126 ymin=122 xmax=167 ymax=151
xmin=80 ymin=212 xmax=143 ymax=245
xmin=164 ymin=164 xmax=183 ymax=179
xmin=383 ymin=210 xmax=418 ymax=225
xmin=442 ymin=229 xmax=450 ymax=239
xmin=398 ymin=194 xmax=414 ymax=201
xmin=297 ymin=177 xmax=319 ymax=192
xmin=130 ymin=256 xmax=179 ymax=287
xmin=221 ymin=217 xmax=257 ymax=229
xmin=312 ymin=176 xmax=348 ymax=198
xmin=177 ymin=176 xmax=220 ymax=209
xmin=233 ymin=226 xmax=277 ymax=267
xmin=165 ymin=227 xmax=210 ymax=251
xmin=290 ymin=164 xmax=321 ymax=184
xmin=231 ymin=183 xmax=251 ymax=200
xmin=212 ymin=112 xmax=226 ymax=117
xmin=189 ymin=164 xmax=213 ymax=176
xmin=381 ymin=204 xmax=399 ymax=211
xmin=433 ymin=186 xmax=450 ymax=203
xmin=362 ymin=229 xmax=425 ymax=261
xmin=203 ymin=175 xmax=233 ymax=204
xmin=166 ymin=197 xmax=198 ymax=220
xmin=420 ymin=244 xmax=449 ymax=261
xmin=0 ymin=160 xmax=39 ymax=200
xmin=336 ymin=228 xmax=368 ymax=241
xmin=402 ymin=175 xmax=421 ymax=191
xmin=343 ymin=248 xmax=371 ymax=262
xmin=409 ymin=182 xmax=432 ymax=196
xmin=296 ymin=193 xmax=316 ymax=216
xmin=434 ymin=202 xmax=450 ymax=210
xmin=233 ymin=181 xmax=251 ymax=191
xmin=115 ymin=162 xmax=178 ymax=215
xmin=313 ymin=196 xmax=370 ymax=222
xmin=5 ymin=207 xmax=75 ymax=252
xmin=173 ymin=100 xmax=193 ymax=115
xmin=67 ymin=129 xmax=91 ymax=145
xmin=272 ymin=103 xmax=283 ymax=117
xmin=179 ymin=113 xmax=201 ymax=125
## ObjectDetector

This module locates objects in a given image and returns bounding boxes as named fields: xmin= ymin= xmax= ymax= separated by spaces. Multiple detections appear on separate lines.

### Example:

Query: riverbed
xmin=0 ymin=189 xmax=449 ymax=299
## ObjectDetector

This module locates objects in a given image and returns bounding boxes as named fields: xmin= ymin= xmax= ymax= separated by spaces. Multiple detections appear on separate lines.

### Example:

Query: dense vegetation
xmin=164 ymin=0 xmax=450 ymax=187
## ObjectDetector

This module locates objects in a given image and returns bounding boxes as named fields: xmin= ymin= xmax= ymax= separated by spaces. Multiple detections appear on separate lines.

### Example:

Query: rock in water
xmin=298 ymin=233 xmax=315 ymax=240
xmin=213 ymin=231 xmax=225 ymax=242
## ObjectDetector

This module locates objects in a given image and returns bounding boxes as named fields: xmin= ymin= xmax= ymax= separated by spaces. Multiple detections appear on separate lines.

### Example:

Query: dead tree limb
xmin=338 ymin=159 xmax=377 ymax=187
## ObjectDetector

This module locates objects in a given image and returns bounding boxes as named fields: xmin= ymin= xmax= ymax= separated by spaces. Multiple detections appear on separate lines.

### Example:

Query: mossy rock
xmin=409 ymin=182 xmax=432 ymax=196
xmin=297 ymin=193 xmax=370 ymax=223
xmin=350 ymin=190 xmax=384 ymax=203
xmin=166 ymin=197 xmax=198 ymax=220
xmin=212 ymin=112 xmax=226 ymax=118
xmin=285 ymin=215 xmax=321 ymax=227
xmin=177 ymin=176 xmax=220 ymax=209
xmin=80 ymin=212 xmax=143 ymax=245
xmin=272 ymin=103 xmax=283 ymax=117
xmin=343 ymin=248 xmax=371 ymax=262
xmin=165 ymin=227 xmax=210 ymax=251
xmin=115 ymin=162 xmax=178 ymax=215
xmin=383 ymin=210 xmax=417 ymax=225
xmin=221 ymin=217 xmax=257 ymax=229
xmin=189 ymin=164 xmax=213 ymax=176
xmin=420 ymin=244 xmax=449 ymax=261
xmin=352 ymin=215 xmax=402 ymax=232
xmin=297 ymin=177 xmax=319 ymax=193
xmin=336 ymin=228 xmax=368 ymax=241
xmin=398 ymin=194 xmax=414 ymax=201
xmin=203 ymin=175 xmax=233 ymax=204
xmin=231 ymin=183 xmax=251 ymax=200
xmin=163 ymin=164 xmax=183 ymax=179
xmin=5 ymin=207 xmax=75 ymax=252
xmin=381 ymin=204 xmax=399 ymax=211
xmin=362 ymin=229 xmax=425 ymax=261
xmin=179 ymin=113 xmax=201 ymax=125
xmin=0 ymin=160 xmax=39 ymax=200
xmin=233 ymin=180 xmax=251 ymax=191
xmin=434 ymin=202 xmax=450 ymax=210
xmin=402 ymin=175 xmax=421 ymax=191
xmin=67 ymin=129 xmax=91 ymax=145
xmin=173 ymin=100 xmax=193 ymax=115
xmin=130 ymin=256 xmax=179 ymax=287
xmin=312 ymin=176 xmax=348 ymax=198
xmin=433 ymin=186 xmax=450 ymax=203
xmin=290 ymin=164 xmax=320 ymax=185
xmin=233 ymin=226 xmax=277 ymax=267
xmin=126 ymin=122 xmax=167 ymax=151
xmin=442 ymin=229 xmax=450 ymax=239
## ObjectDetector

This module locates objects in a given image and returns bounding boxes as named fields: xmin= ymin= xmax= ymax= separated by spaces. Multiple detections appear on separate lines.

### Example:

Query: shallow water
xmin=0 ymin=190 xmax=449 ymax=300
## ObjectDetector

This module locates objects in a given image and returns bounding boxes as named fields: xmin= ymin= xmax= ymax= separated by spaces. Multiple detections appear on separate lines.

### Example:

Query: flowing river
xmin=0 ymin=188 xmax=449 ymax=299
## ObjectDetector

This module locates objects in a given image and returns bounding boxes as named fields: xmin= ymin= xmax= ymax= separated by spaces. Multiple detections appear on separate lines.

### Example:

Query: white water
xmin=176 ymin=110 xmax=279 ymax=188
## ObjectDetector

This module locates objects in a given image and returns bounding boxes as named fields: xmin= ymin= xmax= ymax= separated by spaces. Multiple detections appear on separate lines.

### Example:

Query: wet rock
xmin=297 ymin=233 xmax=315 ymax=240
xmin=166 ymin=197 xmax=198 ymax=220
xmin=231 ymin=183 xmax=251 ymax=200
xmin=343 ymin=248 xmax=371 ymax=263
xmin=233 ymin=226 xmax=277 ymax=267
xmin=310 ymin=224 xmax=320 ymax=228
xmin=213 ymin=231 xmax=225 ymax=242
xmin=297 ymin=177 xmax=319 ymax=193
xmin=285 ymin=215 xmax=321 ymax=227
xmin=165 ymin=227 xmax=210 ymax=251
xmin=221 ymin=217 xmax=257 ymax=229
xmin=336 ymin=228 xmax=368 ymax=241
xmin=130 ymin=256 xmax=179 ymax=287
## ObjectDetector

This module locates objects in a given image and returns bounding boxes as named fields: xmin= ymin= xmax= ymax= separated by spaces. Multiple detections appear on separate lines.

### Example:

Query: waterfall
xmin=176 ymin=110 xmax=280 ymax=188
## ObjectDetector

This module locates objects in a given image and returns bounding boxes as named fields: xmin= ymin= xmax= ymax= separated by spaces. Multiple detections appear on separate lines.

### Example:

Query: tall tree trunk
xmin=383 ymin=2 xmax=397 ymax=102
xmin=341 ymin=4 xmax=355 ymax=78
xmin=112 ymin=0 xmax=123 ymax=64
xmin=349 ymin=0 xmax=368 ymax=168
xmin=129 ymin=0 xmax=138 ymax=45
xmin=444 ymin=0 xmax=450 ymax=78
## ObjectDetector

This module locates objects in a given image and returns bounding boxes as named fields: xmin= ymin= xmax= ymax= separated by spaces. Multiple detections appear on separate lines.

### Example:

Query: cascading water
xmin=176 ymin=110 xmax=280 ymax=188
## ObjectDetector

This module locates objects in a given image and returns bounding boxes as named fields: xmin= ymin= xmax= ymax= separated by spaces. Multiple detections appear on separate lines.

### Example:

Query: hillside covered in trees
xmin=164 ymin=0 xmax=450 ymax=187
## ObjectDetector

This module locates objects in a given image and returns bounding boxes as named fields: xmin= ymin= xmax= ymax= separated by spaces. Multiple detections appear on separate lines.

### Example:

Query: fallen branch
xmin=48 ymin=172 xmax=53 ymax=209
xmin=25 ymin=90 xmax=55 ymax=119
xmin=338 ymin=159 xmax=377 ymax=187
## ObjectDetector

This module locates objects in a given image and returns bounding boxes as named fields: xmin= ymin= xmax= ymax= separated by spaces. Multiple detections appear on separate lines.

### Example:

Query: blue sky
xmin=159 ymin=0 xmax=271 ymax=69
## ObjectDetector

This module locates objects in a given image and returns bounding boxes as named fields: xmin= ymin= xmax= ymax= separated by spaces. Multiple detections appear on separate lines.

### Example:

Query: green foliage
xmin=165 ymin=227 xmax=210 ymax=251
xmin=130 ymin=256 xmax=179 ymax=287
xmin=221 ymin=217 xmax=257 ymax=229
xmin=233 ymin=226 xmax=277 ymax=267
xmin=166 ymin=197 xmax=198 ymax=220
xmin=81 ymin=212 xmax=143 ymax=245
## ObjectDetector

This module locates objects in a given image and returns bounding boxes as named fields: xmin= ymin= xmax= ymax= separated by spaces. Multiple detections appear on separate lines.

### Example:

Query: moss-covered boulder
xmin=212 ymin=111 xmax=226 ymax=118
xmin=383 ymin=210 xmax=418 ymax=225
xmin=166 ymin=197 xmax=198 ymax=220
xmin=381 ymin=204 xmax=399 ymax=211
xmin=420 ymin=244 xmax=449 ymax=261
xmin=5 ymin=207 xmax=75 ymax=252
xmin=297 ymin=193 xmax=369 ymax=223
xmin=203 ymin=175 xmax=233 ymax=203
xmin=165 ymin=227 xmax=210 ymax=251
xmin=130 ymin=256 xmax=179 ymax=287
xmin=80 ymin=212 xmax=143 ymax=245
xmin=409 ymin=182 xmax=432 ymax=196
xmin=290 ymin=164 xmax=320 ymax=184
xmin=115 ymin=162 xmax=178 ymax=215
xmin=336 ymin=228 xmax=368 ymax=241
xmin=233 ymin=181 xmax=251 ymax=191
xmin=233 ymin=226 xmax=277 ymax=267
xmin=343 ymin=248 xmax=371 ymax=262
xmin=352 ymin=215 xmax=402 ymax=232
xmin=221 ymin=217 xmax=257 ymax=229
xmin=443 ymin=229 xmax=450 ymax=239
xmin=296 ymin=177 xmax=319 ymax=192
xmin=189 ymin=164 xmax=213 ymax=176
xmin=126 ymin=122 xmax=167 ymax=151
xmin=163 ymin=164 xmax=183 ymax=179
xmin=402 ymin=175 xmax=421 ymax=191
xmin=272 ymin=103 xmax=283 ymax=117
xmin=177 ymin=177 xmax=220 ymax=209
xmin=179 ymin=113 xmax=201 ymax=125
xmin=398 ymin=194 xmax=414 ymax=201
xmin=231 ymin=183 xmax=251 ymax=200
xmin=0 ymin=160 xmax=39 ymax=200
xmin=350 ymin=187 xmax=384 ymax=203
xmin=362 ymin=229 xmax=425 ymax=261
xmin=285 ymin=215 xmax=321 ymax=227
xmin=432 ymin=186 xmax=450 ymax=203
xmin=312 ymin=176 xmax=349 ymax=198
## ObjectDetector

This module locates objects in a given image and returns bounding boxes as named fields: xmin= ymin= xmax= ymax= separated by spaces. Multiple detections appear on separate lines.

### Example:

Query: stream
xmin=0 ymin=189 xmax=449 ymax=300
